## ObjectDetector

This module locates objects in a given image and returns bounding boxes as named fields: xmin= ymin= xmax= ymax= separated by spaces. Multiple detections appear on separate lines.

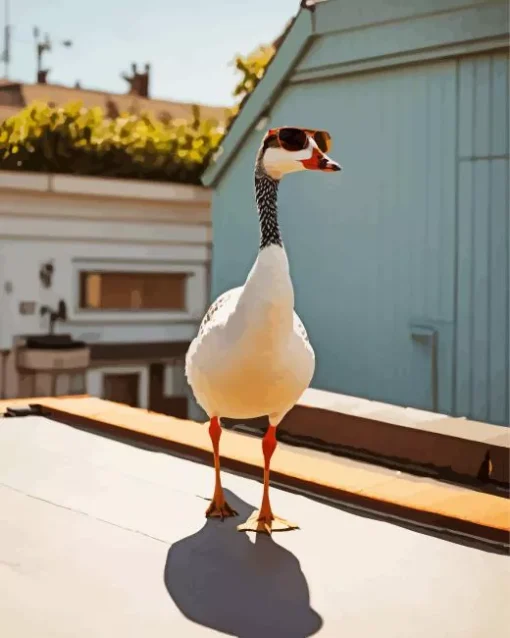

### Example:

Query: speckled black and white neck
xmin=255 ymin=173 xmax=283 ymax=251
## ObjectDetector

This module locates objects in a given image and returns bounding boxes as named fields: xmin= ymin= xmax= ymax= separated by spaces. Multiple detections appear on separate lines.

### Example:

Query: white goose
xmin=186 ymin=126 xmax=341 ymax=533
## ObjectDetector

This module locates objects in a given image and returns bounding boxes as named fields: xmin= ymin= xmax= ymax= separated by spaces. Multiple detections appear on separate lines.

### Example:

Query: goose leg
xmin=237 ymin=425 xmax=299 ymax=534
xmin=205 ymin=416 xmax=238 ymax=519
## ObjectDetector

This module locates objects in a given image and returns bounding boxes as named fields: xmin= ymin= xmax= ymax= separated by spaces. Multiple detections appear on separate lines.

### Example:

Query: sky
xmin=2 ymin=0 xmax=300 ymax=107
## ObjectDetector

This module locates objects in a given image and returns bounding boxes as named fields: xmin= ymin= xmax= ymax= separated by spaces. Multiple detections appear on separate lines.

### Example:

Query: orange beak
xmin=300 ymin=147 xmax=342 ymax=172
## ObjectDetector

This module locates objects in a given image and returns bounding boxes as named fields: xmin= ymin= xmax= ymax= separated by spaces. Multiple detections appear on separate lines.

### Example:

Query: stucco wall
xmin=0 ymin=173 xmax=212 ymax=407
xmin=0 ymin=174 xmax=211 ymax=350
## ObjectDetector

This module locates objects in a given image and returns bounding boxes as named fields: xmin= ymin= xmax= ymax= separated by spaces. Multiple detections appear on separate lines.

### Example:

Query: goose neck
xmin=255 ymin=174 xmax=283 ymax=251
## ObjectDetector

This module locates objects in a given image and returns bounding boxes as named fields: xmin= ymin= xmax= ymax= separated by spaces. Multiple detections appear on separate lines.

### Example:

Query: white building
xmin=0 ymin=170 xmax=211 ymax=420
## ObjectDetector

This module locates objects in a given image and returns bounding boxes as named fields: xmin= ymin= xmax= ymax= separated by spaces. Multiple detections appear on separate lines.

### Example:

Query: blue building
xmin=203 ymin=0 xmax=509 ymax=426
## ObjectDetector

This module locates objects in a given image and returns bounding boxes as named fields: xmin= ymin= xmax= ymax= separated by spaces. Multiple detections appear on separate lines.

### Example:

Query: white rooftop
xmin=0 ymin=415 xmax=508 ymax=637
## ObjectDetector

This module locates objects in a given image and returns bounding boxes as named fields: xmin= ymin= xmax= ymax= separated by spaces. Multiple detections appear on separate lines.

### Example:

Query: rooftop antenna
xmin=1 ymin=0 xmax=10 ymax=78
xmin=33 ymin=26 xmax=73 ymax=83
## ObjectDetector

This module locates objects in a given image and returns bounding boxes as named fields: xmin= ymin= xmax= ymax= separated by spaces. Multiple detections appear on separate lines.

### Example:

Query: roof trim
xmin=201 ymin=8 xmax=314 ymax=187
xmin=0 ymin=170 xmax=211 ymax=203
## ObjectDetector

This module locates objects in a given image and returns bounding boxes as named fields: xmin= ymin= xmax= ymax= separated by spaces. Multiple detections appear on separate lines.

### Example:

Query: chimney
xmin=121 ymin=61 xmax=150 ymax=98
xmin=142 ymin=63 xmax=150 ymax=98
xmin=37 ymin=69 xmax=49 ymax=84
xmin=140 ymin=63 xmax=150 ymax=98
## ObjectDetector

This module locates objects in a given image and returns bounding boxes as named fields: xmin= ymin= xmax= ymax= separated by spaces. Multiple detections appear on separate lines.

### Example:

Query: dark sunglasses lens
xmin=314 ymin=131 xmax=331 ymax=152
xmin=278 ymin=128 xmax=308 ymax=151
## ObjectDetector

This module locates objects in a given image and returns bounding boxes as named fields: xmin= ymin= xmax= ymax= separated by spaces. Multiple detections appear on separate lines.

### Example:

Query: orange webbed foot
xmin=237 ymin=510 xmax=299 ymax=535
xmin=206 ymin=498 xmax=238 ymax=520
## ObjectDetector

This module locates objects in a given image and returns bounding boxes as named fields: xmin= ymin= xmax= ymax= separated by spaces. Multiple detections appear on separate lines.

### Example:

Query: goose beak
xmin=300 ymin=147 xmax=342 ymax=172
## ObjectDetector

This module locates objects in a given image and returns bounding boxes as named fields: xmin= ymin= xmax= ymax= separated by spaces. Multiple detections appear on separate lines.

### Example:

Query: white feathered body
xmin=185 ymin=245 xmax=315 ymax=425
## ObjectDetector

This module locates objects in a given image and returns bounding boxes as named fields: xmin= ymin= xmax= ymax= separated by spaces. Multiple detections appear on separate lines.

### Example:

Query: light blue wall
xmin=455 ymin=53 xmax=509 ymax=425
xmin=212 ymin=60 xmax=458 ymax=415
xmin=210 ymin=17 xmax=509 ymax=424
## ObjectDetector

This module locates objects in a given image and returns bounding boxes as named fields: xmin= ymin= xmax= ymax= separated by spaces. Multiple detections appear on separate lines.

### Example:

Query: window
xmin=79 ymin=271 xmax=187 ymax=311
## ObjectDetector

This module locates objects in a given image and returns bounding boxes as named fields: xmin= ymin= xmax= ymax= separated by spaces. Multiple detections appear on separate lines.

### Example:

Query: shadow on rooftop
xmin=164 ymin=489 xmax=323 ymax=638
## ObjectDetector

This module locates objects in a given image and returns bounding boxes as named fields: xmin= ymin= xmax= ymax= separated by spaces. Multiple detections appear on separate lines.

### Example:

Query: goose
xmin=186 ymin=127 xmax=341 ymax=534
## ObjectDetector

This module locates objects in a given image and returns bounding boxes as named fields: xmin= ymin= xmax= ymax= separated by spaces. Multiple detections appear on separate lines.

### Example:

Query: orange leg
xmin=259 ymin=424 xmax=277 ymax=520
xmin=237 ymin=425 xmax=299 ymax=534
xmin=205 ymin=417 xmax=238 ymax=519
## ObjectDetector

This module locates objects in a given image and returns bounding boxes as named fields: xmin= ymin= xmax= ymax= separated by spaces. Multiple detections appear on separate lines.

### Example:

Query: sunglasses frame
xmin=269 ymin=127 xmax=332 ymax=154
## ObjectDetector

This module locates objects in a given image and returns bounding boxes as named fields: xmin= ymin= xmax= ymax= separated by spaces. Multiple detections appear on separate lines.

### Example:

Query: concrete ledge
xmin=274 ymin=389 xmax=510 ymax=487
xmin=1 ymin=395 xmax=508 ymax=547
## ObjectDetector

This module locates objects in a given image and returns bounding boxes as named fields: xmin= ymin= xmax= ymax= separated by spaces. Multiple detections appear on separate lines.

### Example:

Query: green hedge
xmin=0 ymin=101 xmax=224 ymax=184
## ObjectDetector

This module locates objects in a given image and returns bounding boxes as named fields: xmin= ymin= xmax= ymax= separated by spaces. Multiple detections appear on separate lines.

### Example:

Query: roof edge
xmin=2 ymin=395 xmax=507 ymax=547
xmin=0 ymin=170 xmax=212 ymax=203
xmin=202 ymin=8 xmax=314 ymax=188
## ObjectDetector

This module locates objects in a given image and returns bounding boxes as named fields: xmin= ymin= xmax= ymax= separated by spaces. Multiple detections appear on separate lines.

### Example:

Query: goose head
xmin=256 ymin=126 xmax=342 ymax=180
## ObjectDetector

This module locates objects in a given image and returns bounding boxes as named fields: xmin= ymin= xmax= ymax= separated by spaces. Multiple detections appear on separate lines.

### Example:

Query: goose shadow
xmin=164 ymin=489 xmax=323 ymax=638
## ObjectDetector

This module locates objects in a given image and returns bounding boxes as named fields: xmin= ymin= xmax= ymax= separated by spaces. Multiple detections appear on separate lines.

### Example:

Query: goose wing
xmin=197 ymin=287 xmax=243 ymax=338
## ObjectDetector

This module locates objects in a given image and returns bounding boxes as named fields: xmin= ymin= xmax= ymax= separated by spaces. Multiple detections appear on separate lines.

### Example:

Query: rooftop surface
xmin=0 ymin=402 xmax=509 ymax=637
xmin=3 ymin=395 xmax=506 ymax=542
xmin=0 ymin=80 xmax=228 ymax=124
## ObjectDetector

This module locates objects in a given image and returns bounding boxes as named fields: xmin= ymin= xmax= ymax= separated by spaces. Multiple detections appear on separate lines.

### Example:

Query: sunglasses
xmin=271 ymin=127 xmax=332 ymax=154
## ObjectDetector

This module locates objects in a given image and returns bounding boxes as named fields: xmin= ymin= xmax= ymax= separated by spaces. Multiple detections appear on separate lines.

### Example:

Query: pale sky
xmin=3 ymin=0 xmax=300 ymax=107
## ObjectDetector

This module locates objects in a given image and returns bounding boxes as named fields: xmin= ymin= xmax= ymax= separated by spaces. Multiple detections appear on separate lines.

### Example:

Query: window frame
xmin=71 ymin=259 xmax=201 ymax=324
xmin=78 ymin=270 xmax=189 ymax=313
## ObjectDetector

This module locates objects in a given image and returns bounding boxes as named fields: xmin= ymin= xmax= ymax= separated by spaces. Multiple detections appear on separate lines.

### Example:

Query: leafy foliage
xmin=229 ymin=44 xmax=276 ymax=121
xmin=0 ymin=34 xmax=280 ymax=183
xmin=0 ymin=101 xmax=224 ymax=184
xmin=232 ymin=45 xmax=275 ymax=104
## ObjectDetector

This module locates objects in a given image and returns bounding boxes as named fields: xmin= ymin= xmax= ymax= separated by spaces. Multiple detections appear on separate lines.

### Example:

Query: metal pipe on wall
xmin=0 ymin=350 xmax=7 ymax=399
